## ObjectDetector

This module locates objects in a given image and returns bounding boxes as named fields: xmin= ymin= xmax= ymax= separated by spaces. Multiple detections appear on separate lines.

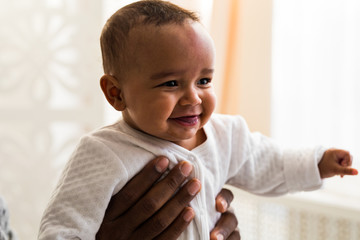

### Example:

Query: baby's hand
xmin=318 ymin=149 xmax=358 ymax=178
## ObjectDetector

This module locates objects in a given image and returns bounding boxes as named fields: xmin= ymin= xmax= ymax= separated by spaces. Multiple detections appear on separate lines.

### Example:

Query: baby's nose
xmin=179 ymin=87 xmax=202 ymax=106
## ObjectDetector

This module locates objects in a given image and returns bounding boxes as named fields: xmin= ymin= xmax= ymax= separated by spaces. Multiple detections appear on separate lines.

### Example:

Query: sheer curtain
xmin=272 ymin=0 xmax=360 ymax=202
xmin=0 ymin=1 xmax=103 ymax=239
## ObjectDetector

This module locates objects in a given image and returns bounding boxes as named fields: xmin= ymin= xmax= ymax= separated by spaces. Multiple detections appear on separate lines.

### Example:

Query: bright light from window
xmin=272 ymin=0 xmax=360 ymax=202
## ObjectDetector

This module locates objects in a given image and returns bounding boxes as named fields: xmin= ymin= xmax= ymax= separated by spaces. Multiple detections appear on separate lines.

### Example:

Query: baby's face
xmin=121 ymin=21 xmax=216 ymax=149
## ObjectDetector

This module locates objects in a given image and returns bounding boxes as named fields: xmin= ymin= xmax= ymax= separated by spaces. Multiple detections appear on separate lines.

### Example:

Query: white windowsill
xmin=227 ymin=183 xmax=360 ymax=221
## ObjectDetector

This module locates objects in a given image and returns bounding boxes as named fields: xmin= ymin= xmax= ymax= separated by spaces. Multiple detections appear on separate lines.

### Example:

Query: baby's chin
xmin=169 ymin=129 xmax=206 ymax=150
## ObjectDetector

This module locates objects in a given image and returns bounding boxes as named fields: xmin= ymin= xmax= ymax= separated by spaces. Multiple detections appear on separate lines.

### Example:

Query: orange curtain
xmin=210 ymin=0 xmax=273 ymax=135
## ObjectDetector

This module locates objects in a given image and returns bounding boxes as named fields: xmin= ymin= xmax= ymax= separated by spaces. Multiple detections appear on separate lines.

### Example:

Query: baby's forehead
xmin=125 ymin=21 xmax=213 ymax=68
xmin=127 ymin=20 xmax=213 ymax=54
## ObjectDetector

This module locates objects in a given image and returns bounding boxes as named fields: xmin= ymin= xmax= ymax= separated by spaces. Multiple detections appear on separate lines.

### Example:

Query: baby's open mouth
xmin=170 ymin=115 xmax=200 ymax=126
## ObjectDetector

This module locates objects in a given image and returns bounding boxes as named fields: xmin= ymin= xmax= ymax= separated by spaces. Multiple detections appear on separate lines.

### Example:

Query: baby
xmin=38 ymin=1 xmax=358 ymax=239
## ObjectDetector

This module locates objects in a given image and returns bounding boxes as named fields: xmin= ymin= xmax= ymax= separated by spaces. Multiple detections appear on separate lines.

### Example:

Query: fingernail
xmin=180 ymin=161 xmax=193 ymax=177
xmin=183 ymin=209 xmax=194 ymax=222
xmin=220 ymin=198 xmax=228 ymax=210
xmin=353 ymin=169 xmax=358 ymax=175
xmin=188 ymin=180 xmax=201 ymax=196
xmin=155 ymin=157 xmax=169 ymax=173
xmin=216 ymin=233 xmax=224 ymax=240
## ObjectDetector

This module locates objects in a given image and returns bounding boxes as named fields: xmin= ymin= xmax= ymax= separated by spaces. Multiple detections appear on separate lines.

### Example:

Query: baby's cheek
xmin=205 ymin=92 xmax=216 ymax=114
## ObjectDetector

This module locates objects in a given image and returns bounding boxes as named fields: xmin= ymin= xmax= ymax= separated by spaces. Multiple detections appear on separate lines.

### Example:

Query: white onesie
xmin=38 ymin=114 xmax=324 ymax=240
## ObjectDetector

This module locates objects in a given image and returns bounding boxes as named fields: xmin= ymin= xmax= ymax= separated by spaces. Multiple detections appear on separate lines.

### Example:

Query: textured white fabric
xmin=38 ymin=114 xmax=325 ymax=240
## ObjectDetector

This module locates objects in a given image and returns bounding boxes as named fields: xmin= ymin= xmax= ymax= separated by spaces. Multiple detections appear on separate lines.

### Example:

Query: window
xmin=272 ymin=0 xmax=360 ymax=202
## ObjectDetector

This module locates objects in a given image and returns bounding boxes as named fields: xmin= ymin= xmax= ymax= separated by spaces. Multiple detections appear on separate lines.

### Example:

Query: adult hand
xmin=96 ymin=156 xmax=199 ymax=240
xmin=96 ymin=156 xmax=240 ymax=240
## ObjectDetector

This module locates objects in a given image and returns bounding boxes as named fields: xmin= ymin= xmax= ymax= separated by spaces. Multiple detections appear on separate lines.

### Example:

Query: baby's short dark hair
xmin=100 ymin=0 xmax=200 ymax=78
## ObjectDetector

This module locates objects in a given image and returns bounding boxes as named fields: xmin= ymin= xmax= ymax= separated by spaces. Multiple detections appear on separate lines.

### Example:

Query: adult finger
xmin=154 ymin=207 xmax=195 ymax=240
xmin=210 ymin=211 xmax=238 ymax=240
xmin=104 ymin=156 xmax=169 ymax=221
xmin=227 ymin=229 xmax=241 ymax=240
xmin=134 ymin=178 xmax=201 ymax=239
xmin=123 ymin=161 xmax=193 ymax=229
xmin=215 ymin=188 xmax=234 ymax=213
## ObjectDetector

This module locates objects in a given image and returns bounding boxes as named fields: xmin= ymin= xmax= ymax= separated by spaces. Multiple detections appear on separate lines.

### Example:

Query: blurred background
xmin=1 ymin=0 xmax=359 ymax=239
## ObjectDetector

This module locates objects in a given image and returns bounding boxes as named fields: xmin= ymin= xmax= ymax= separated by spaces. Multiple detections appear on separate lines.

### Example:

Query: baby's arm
xmin=318 ymin=149 xmax=358 ymax=178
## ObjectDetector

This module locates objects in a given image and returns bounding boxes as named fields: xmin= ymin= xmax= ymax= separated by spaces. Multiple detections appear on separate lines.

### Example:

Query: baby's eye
xmin=159 ymin=80 xmax=178 ymax=87
xmin=198 ymin=78 xmax=211 ymax=85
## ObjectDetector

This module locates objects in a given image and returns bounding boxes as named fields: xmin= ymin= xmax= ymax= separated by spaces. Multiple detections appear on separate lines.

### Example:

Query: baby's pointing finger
xmin=339 ymin=167 xmax=358 ymax=177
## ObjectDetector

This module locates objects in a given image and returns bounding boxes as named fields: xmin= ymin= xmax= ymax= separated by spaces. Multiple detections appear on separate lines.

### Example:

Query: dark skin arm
xmin=96 ymin=156 xmax=240 ymax=240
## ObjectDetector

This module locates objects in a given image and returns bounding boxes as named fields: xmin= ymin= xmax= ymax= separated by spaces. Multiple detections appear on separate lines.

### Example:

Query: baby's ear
xmin=100 ymin=74 xmax=126 ymax=111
